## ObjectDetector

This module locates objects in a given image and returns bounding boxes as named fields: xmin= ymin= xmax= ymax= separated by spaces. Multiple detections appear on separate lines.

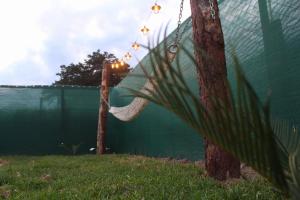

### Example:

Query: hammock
xmin=109 ymin=50 xmax=177 ymax=121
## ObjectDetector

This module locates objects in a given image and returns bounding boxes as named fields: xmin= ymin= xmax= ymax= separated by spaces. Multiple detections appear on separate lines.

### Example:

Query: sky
xmin=0 ymin=0 xmax=191 ymax=85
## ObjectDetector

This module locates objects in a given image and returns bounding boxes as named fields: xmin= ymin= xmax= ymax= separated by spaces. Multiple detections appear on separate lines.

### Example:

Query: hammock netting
xmin=109 ymin=50 xmax=177 ymax=121
xmin=0 ymin=0 xmax=300 ymax=160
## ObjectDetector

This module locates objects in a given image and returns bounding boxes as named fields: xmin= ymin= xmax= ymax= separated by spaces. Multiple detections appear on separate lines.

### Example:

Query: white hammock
xmin=109 ymin=50 xmax=177 ymax=121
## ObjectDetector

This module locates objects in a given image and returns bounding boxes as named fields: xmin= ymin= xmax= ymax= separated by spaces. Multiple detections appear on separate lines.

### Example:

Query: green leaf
xmin=127 ymin=37 xmax=300 ymax=197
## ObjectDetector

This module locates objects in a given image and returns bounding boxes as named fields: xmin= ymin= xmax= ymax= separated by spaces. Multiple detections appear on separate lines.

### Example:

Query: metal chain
xmin=208 ymin=0 xmax=216 ymax=20
xmin=174 ymin=0 xmax=184 ymax=46
xmin=168 ymin=0 xmax=185 ymax=54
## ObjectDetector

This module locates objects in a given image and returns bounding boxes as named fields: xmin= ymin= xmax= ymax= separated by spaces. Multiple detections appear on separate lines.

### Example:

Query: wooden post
xmin=97 ymin=62 xmax=110 ymax=155
xmin=190 ymin=0 xmax=240 ymax=180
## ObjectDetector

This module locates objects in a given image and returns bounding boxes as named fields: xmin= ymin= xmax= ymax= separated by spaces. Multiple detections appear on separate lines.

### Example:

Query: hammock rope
xmin=109 ymin=50 xmax=177 ymax=121
xmin=100 ymin=93 xmax=111 ymax=109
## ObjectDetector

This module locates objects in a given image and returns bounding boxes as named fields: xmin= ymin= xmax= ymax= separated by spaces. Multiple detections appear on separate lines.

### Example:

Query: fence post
xmin=97 ymin=62 xmax=110 ymax=155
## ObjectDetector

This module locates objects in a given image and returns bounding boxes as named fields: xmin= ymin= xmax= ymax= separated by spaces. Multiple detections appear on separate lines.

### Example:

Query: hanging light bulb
xmin=124 ymin=52 xmax=132 ymax=60
xmin=111 ymin=63 xmax=115 ymax=69
xmin=132 ymin=42 xmax=140 ymax=50
xmin=140 ymin=25 xmax=150 ymax=35
xmin=151 ymin=3 xmax=161 ymax=14
xmin=120 ymin=59 xmax=125 ymax=66
xmin=115 ymin=62 xmax=119 ymax=69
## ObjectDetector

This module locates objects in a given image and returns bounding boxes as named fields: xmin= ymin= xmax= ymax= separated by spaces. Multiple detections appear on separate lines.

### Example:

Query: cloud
xmin=0 ymin=0 xmax=49 ymax=72
xmin=0 ymin=0 xmax=191 ymax=85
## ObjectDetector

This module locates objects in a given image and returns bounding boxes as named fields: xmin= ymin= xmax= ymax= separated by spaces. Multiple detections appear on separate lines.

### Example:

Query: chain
xmin=208 ymin=0 xmax=216 ymax=20
xmin=174 ymin=0 xmax=184 ymax=46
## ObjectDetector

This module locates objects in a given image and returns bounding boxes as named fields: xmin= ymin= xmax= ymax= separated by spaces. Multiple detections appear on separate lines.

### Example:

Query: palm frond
xmin=127 ymin=38 xmax=300 ymax=197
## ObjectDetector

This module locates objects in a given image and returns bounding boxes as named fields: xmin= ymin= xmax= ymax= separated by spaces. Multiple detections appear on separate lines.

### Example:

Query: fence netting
xmin=1 ymin=0 xmax=300 ymax=160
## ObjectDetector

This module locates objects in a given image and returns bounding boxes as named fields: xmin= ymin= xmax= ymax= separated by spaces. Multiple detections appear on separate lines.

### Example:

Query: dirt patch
xmin=240 ymin=164 xmax=262 ymax=181
xmin=157 ymin=157 xmax=193 ymax=165
xmin=0 ymin=159 xmax=9 ymax=167
xmin=126 ymin=155 xmax=148 ymax=162
xmin=40 ymin=174 xmax=52 ymax=182
xmin=158 ymin=158 xmax=261 ymax=184
xmin=194 ymin=160 xmax=205 ymax=168
xmin=121 ymin=156 xmax=261 ymax=183
xmin=221 ymin=167 xmax=261 ymax=186
xmin=0 ymin=186 xmax=11 ymax=199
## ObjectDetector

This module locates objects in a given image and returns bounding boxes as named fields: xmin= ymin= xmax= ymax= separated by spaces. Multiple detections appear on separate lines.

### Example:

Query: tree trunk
xmin=97 ymin=63 xmax=110 ymax=155
xmin=190 ymin=0 xmax=240 ymax=180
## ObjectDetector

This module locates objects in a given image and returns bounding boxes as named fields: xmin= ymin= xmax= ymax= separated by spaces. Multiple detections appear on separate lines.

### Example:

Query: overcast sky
xmin=0 ymin=0 xmax=191 ymax=85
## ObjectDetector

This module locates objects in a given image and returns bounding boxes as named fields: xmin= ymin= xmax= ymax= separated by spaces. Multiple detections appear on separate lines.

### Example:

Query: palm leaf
xmin=126 ymin=39 xmax=300 ymax=197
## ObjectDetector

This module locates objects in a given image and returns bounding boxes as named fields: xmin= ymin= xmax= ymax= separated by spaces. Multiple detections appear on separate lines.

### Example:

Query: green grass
xmin=0 ymin=155 xmax=283 ymax=200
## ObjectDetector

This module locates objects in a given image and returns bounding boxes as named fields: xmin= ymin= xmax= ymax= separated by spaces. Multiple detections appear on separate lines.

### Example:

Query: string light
xmin=121 ymin=1 xmax=164 ymax=63
xmin=124 ymin=52 xmax=132 ymax=60
xmin=151 ymin=3 xmax=161 ymax=14
xmin=140 ymin=25 xmax=150 ymax=35
xmin=120 ymin=59 xmax=125 ymax=66
xmin=132 ymin=42 xmax=140 ymax=50
xmin=111 ymin=60 xmax=125 ymax=69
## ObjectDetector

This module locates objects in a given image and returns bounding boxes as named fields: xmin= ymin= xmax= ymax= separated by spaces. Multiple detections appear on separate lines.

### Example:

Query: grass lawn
xmin=0 ymin=155 xmax=283 ymax=199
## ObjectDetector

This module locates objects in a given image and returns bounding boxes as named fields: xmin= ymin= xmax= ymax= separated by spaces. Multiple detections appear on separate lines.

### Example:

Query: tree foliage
xmin=54 ymin=50 xmax=130 ymax=86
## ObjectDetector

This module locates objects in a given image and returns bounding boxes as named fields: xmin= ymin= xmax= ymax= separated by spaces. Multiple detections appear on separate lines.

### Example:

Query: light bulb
xmin=151 ymin=3 xmax=161 ymax=14
xmin=140 ymin=25 xmax=150 ymax=35
xmin=124 ymin=52 xmax=132 ymax=60
xmin=120 ymin=60 xmax=125 ymax=66
xmin=132 ymin=42 xmax=140 ymax=50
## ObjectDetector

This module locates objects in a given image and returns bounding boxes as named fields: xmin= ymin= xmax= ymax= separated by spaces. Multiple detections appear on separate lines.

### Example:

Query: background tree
xmin=54 ymin=50 xmax=130 ymax=86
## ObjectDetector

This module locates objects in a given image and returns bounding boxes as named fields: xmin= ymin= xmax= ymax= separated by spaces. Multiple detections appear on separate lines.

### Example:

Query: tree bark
xmin=97 ymin=63 xmax=110 ymax=154
xmin=190 ymin=0 xmax=240 ymax=180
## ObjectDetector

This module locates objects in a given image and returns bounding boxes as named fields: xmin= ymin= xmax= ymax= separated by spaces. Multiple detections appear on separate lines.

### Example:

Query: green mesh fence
xmin=107 ymin=0 xmax=300 ymax=160
xmin=0 ymin=0 xmax=300 ymax=159
xmin=0 ymin=86 xmax=99 ymax=155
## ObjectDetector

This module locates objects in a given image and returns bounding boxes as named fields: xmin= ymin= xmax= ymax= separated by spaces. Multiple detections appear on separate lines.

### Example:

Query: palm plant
xmin=127 ymin=38 xmax=300 ymax=198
